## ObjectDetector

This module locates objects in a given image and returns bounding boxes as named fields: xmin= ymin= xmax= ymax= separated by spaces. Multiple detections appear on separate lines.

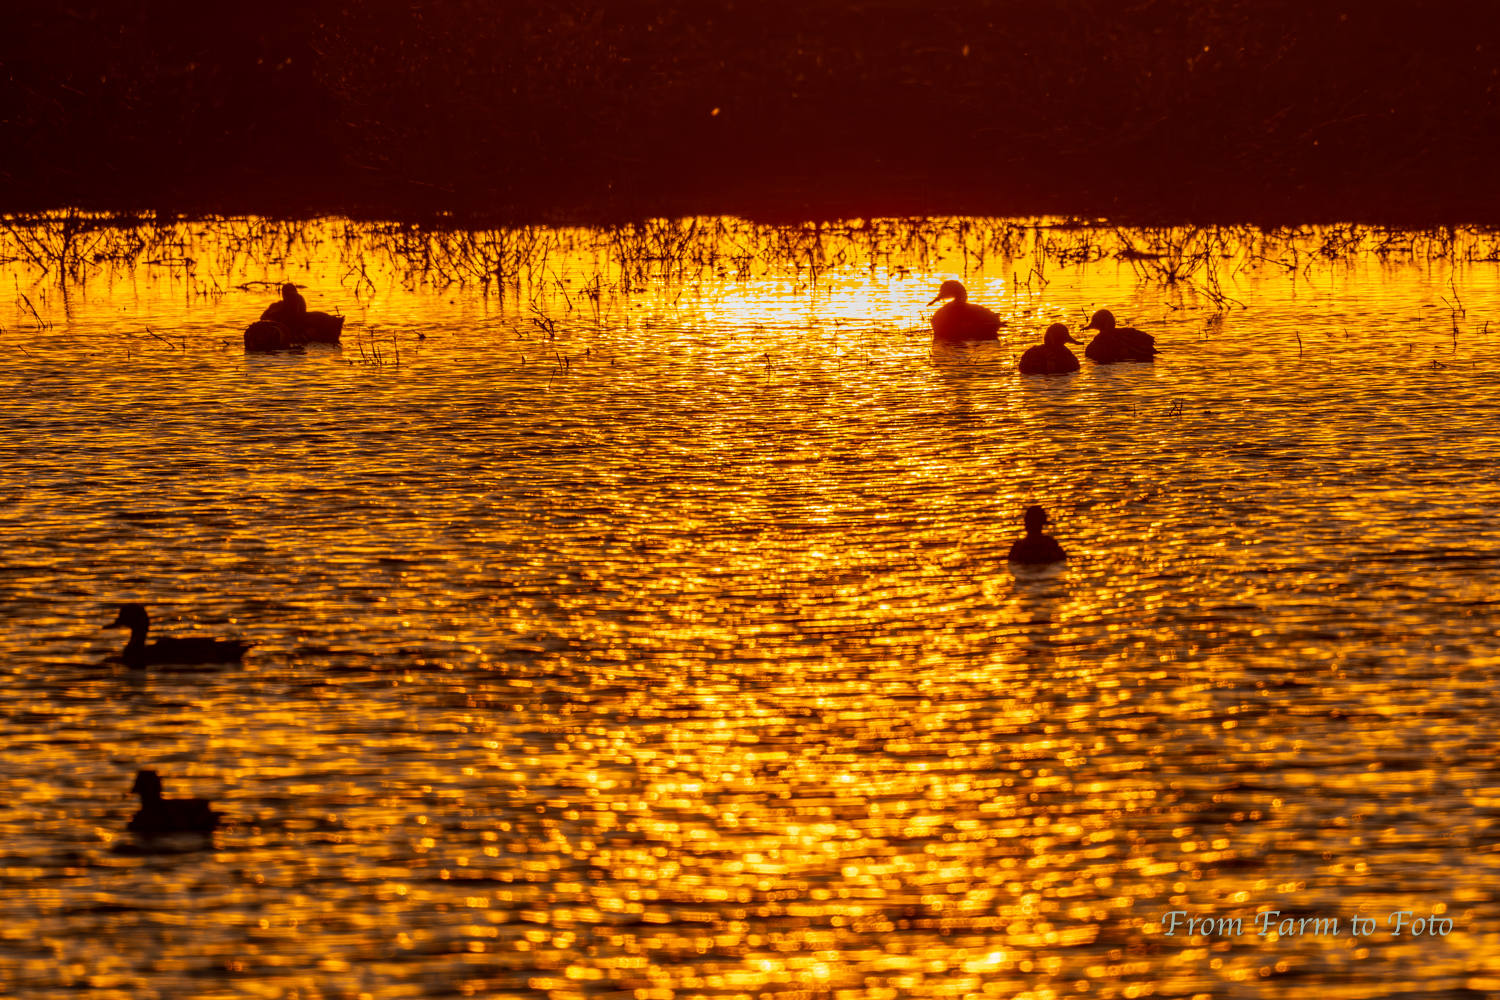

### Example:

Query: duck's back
xmin=932 ymin=302 xmax=1001 ymax=342
xmin=244 ymin=321 xmax=292 ymax=351
xmin=260 ymin=300 xmax=296 ymax=324
xmin=139 ymin=637 xmax=251 ymax=666
xmin=1018 ymin=345 xmax=1080 ymax=374
xmin=1085 ymin=326 xmax=1158 ymax=363
xmin=1007 ymin=534 xmax=1067 ymax=565
xmin=302 ymin=311 xmax=345 ymax=343
xmin=129 ymin=800 xmax=221 ymax=836
xmin=260 ymin=300 xmax=309 ymax=344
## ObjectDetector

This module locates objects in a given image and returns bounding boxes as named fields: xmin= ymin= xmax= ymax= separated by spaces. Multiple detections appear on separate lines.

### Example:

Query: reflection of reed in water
xmin=5 ymin=214 xmax=1500 ymax=343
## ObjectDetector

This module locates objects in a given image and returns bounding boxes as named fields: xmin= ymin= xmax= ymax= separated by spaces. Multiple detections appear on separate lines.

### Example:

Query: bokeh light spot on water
xmin=1 ymin=215 xmax=1498 ymax=998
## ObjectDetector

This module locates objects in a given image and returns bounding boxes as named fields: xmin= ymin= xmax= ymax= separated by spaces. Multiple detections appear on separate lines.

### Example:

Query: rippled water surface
xmin=3 ymin=216 xmax=1500 ymax=1000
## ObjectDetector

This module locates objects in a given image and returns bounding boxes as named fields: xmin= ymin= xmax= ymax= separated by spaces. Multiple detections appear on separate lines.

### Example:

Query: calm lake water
xmin=2 ymin=216 xmax=1499 ymax=1000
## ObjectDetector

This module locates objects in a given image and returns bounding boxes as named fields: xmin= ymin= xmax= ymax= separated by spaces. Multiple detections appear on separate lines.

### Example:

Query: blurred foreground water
xmin=2 ymin=216 xmax=1500 ymax=1000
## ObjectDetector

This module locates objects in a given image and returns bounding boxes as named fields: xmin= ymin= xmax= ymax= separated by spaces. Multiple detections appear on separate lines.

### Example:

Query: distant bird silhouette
xmin=929 ymin=281 xmax=1001 ymax=342
xmin=1081 ymin=309 xmax=1159 ymax=363
xmin=1019 ymin=324 xmax=1082 ymax=374
xmin=127 ymin=770 xmax=222 ymax=837
xmin=1007 ymin=505 xmax=1067 ymax=565
xmin=105 ymin=603 xmax=251 ymax=668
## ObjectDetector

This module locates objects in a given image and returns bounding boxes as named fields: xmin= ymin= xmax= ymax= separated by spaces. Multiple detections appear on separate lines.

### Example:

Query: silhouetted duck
xmin=929 ymin=281 xmax=1001 ymax=342
xmin=1081 ymin=309 xmax=1159 ymax=363
xmin=105 ymin=603 xmax=251 ymax=667
xmin=127 ymin=770 xmax=221 ymax=837
xmin=260 ymin=282 xmax=308 ymax=332
xmin=1007 ymin=505 xmax=1067 ymax=565
xmin=244 ymin=320 xmax=293 ymax=352
xmin=1019 ymin=323 xmax=1082 ymax=374
xmin=301 ymin=311 xmax=345 ymax=344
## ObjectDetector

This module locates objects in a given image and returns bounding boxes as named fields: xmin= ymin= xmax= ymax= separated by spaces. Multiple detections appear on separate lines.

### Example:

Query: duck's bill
xmin=1065 ymin=335 xmax=1083 ymax=344
xmin=928 ymin=295 xmax=949 ymax=305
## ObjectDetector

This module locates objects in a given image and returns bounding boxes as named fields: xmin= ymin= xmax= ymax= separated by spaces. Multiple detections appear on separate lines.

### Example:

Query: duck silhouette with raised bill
xmin=929 ymin=281 xmax=1001 ymax=342
xmin=105 ymin=603 xmax=251 ymax=667
xmin=1019 ymin=324 xmax=1082 ymax=374
xmin=127 ymin=770 xmax=222 ymax=838
xmin=1081 ymin=309 xmax=1159 ymax=363
xmin=1007 ymin=505 xmax=1067 ymax=565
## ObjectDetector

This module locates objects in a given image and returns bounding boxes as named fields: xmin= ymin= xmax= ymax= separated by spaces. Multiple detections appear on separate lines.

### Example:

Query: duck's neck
xmin=123 ymin=624 xmax=148 ymax=653
xmin=137 ymin=790 xmax=163 ymax=805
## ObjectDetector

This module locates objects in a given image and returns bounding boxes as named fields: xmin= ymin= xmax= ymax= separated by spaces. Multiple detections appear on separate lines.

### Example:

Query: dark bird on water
xmin=301 ymin=310 xmax=345 ymax=344
xmin=127 ymin=770 xmax=222 ymax=837
xmin=929 ymin=281 xmax=1001 ymax=342
xmin=1081 ymin=309 xmax=1159 ymax=363
xmin=1007 ymin=505 xmax=1067 ymax=565
xmin=104 ymin=603 xmax=252 ymax=667
xmin=246 ymin=283 xmax=346 ymax=350
xmin=1019 ymin=324 xmax=1082 ymax=374
xmin=260 ymin=282 xmax=308 ymax=330
xmin=243 ymin=319 xmax=294 ymax=351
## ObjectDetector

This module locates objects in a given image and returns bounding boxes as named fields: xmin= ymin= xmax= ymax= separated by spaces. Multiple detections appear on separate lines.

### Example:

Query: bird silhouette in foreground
xmin=929 ymin=281 xmax=1001 ymax=342
xmin=301 ymin=310 xmax=345 ymax=344
xmin=1019 ymin=324 xmax=1082 ymax=374
xmin=1007 ymin=505 xmax=1067 ymax=565
xmin=243 ymin=319 xmax=295 ymax=351
xmin=260 ymin=282 xmax=308 ymax=331
xmin=1081 ymin=309 xmax=1159 ymax=363
xmin=104 ymin=603 xmax=251 ymax=668
xmin=246 ymin=283 xmax=343 ymax=350
xmin=127 ymin=770 xmax=222 ymax=838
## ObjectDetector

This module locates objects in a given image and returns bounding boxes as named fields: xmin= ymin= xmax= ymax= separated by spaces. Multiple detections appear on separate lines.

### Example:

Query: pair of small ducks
xmin=928 ymin=281 xmax=1159 ymax=372
xmin=244 ymin=283 xmax=345 ymax=351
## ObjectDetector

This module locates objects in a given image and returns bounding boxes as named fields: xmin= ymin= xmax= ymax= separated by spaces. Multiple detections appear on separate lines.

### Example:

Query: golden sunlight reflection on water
xmin=1 ymin=216 xmax=1499 ymax=999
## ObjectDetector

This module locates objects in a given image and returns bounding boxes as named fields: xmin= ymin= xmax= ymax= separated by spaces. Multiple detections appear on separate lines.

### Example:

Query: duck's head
xmin=1023 ymin=504 xmax=1050 ymax=534
xmin=1044 ymin=323 xmax=1081 ymax=348
xmin=130 ymin=769 xmax=163 ymax=798
xmin=107 ymin=603 xmax=150 ymax=631
xmin=928 ymin=280 xmax=968 ymax=306
xmin=281 ymin=283 xmax=301 ymax=301
xmin=1082 ymin=309 xmax=1117 ymax=333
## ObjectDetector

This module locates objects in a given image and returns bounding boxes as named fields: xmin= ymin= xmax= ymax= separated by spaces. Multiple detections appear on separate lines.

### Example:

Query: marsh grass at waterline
xmin=7 ymin=212 xmax=1500 ymax=313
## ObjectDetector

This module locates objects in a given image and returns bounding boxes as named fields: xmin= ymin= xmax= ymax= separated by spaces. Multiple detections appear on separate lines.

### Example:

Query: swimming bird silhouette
xmin=243 ymin=320 xmax=294 ymax=351
xmin=260 ymin=282 xmax=308 ymax=335
xmin=105 ymin=603 xmax=251 ymax=667
xmin=127 ymin=770 xmax=222 ymax=837
xmin=929 ymin=281 xmax=1001 ymax=342
xmin=301 ymin=311 xmax=345 ymax=344
xmin=1019 ymin=324 xmax=1082 ymax=374
xmin=1081 ymin=309 xmax=1159 ymax=363
xmin=1007 ymin=505 xmax=1067 ymax=565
